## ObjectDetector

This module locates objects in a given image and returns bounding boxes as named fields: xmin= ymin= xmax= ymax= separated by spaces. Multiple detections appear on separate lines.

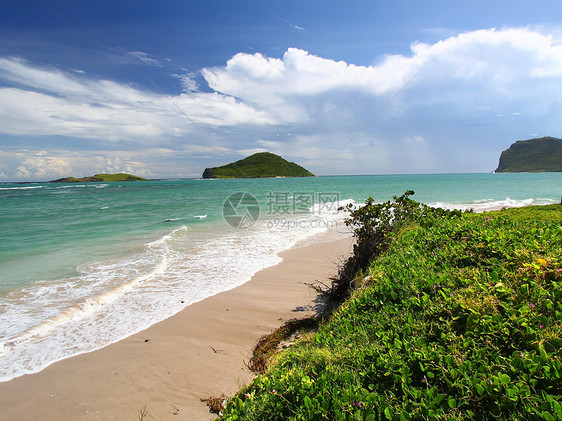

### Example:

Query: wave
xmin=430 ymin=197 xmax=556 ymax=212
xmin=55 ymin=185 xmax=87 ymax=189
xmin=4 ymin=256 xmax=168 ymax=351
xmin=0 ymin=186 xmax=43 ymax=191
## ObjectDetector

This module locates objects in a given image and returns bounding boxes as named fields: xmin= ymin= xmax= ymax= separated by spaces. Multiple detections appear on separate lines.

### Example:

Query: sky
xmin=2 ymin=1 xmax=562 ymax=180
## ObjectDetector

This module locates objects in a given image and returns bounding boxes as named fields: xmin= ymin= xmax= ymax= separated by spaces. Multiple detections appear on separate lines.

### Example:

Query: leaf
xmin=543 ymin=412 xmax=555 ymax=421
xmin=448 ymin=397 xmax=457 ymax=408
xmin=476 ymin=384 xmax=485 ymax=395
xmin=435 ymin=394 xmax=446 ymax=405
xmin=384 ymin=406 xmax=393 ymax=420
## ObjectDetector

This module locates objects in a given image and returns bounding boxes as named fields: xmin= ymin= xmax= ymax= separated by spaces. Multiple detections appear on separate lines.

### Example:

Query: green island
xmin=216 ymin=193 xmax=562 ymax=420
xmin=50 ymin=173 xmax=147 ymax=183
xmin=202 ymin=152 xmax=314 ymax=179
xmin=495 ymin=137 xmax=562 ymax=173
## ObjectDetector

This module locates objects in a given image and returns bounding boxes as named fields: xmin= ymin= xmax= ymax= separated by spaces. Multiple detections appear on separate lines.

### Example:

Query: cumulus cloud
xmin=0 ymin=148 xmax=178 ymax=181
xmin=0 ymin=150 xmax=74 ymax=180
xmin=202 ymin=27 xmax=562 ymax=112
xmin=202 ymin=47 xmax=415 ymax=102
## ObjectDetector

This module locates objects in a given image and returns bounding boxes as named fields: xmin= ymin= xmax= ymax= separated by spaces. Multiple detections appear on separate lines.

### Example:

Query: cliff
xmin=495 ymin=137 xmax=562 ymax=172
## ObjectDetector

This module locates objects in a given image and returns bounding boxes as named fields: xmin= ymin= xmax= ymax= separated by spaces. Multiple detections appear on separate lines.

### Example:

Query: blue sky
xmin=1 ymin=1 xmax=562 ymax=180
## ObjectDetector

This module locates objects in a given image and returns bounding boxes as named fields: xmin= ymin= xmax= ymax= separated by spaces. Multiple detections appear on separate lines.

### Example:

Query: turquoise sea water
xmin=0 ymin=173 xmax=560 ymax=380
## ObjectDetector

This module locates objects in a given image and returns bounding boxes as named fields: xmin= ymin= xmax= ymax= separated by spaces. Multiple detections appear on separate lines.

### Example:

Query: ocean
xmin=0 ymin=173 xmax=560 ymax=381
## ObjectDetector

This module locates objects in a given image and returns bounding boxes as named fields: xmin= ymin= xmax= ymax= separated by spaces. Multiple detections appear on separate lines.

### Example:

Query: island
xmin=50 ymin=173 xmax=147 ymax=183
xmin=202 ymin=152 xmax=314 ymax=179
xmin=495 ymin=136 xmax=562 ymax=172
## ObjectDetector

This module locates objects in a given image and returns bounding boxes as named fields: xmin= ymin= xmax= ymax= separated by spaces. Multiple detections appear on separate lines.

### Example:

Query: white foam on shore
xmin=430 ymin=197 xmax=556 ymax=212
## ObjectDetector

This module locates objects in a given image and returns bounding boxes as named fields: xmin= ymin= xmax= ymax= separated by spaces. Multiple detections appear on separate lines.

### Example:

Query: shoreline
xmin=0 ymin=236 xmax=354 ymax=420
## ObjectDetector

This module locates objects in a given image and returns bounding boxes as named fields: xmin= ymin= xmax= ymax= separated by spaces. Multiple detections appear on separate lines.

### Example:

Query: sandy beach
xmin=0 ymin=236 xmax=354 ymax=421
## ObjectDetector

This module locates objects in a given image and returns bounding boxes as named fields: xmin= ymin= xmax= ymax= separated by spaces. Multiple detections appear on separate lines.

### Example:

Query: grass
xmin=246 ymin=317 xmax=319 ymax=374
xmin=217 ymin=195 xmax=562 ymax=420
xmin=485 ymin=204 xmax=562 ymax=222
xmin=137 ymin=404 xmax=149 ymax=420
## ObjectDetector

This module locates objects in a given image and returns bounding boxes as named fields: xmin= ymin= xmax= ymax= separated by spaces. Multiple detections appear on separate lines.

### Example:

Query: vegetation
xmin=495 ymin=137 xmax=562 ymax=173
xmin=218 ymin=194 xmax=562 ymax=420
xmin=202 ymin=152 xmax=314 ymax=179
xmin=50 ymin=173 xmax=147 ymax=182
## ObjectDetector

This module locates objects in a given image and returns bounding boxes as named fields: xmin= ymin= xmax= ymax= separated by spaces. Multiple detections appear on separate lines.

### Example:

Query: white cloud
xmin=202 ymin=27 xmax=562 ymax=113
xmin=202 ymin=47 xmax=414 ymax=102
xmin=0 ymin=57 xmax=276 ymax=144
xmin=173 ymin=72 xmax=200 ymax=92
xmin=127 ymin=51 xmax=163 ymax=67
xmin=12 ymin=153 xmax=73 ymax=180
xmin=0 ymin=149 xmax=170 ymax=181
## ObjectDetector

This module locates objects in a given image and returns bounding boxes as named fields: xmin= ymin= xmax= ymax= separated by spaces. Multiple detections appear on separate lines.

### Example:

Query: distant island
xmin=202 ymin=152 xmax=314 ymax=179
xmin=495 ymin=136 xmax=562 ymax=172
xmin=50 ymin=173 xmax=147 ymax=183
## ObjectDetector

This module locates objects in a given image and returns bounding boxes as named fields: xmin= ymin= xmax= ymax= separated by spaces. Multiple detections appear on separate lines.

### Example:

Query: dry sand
xmin=0 ymin=236 xmax=354 ymax=421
